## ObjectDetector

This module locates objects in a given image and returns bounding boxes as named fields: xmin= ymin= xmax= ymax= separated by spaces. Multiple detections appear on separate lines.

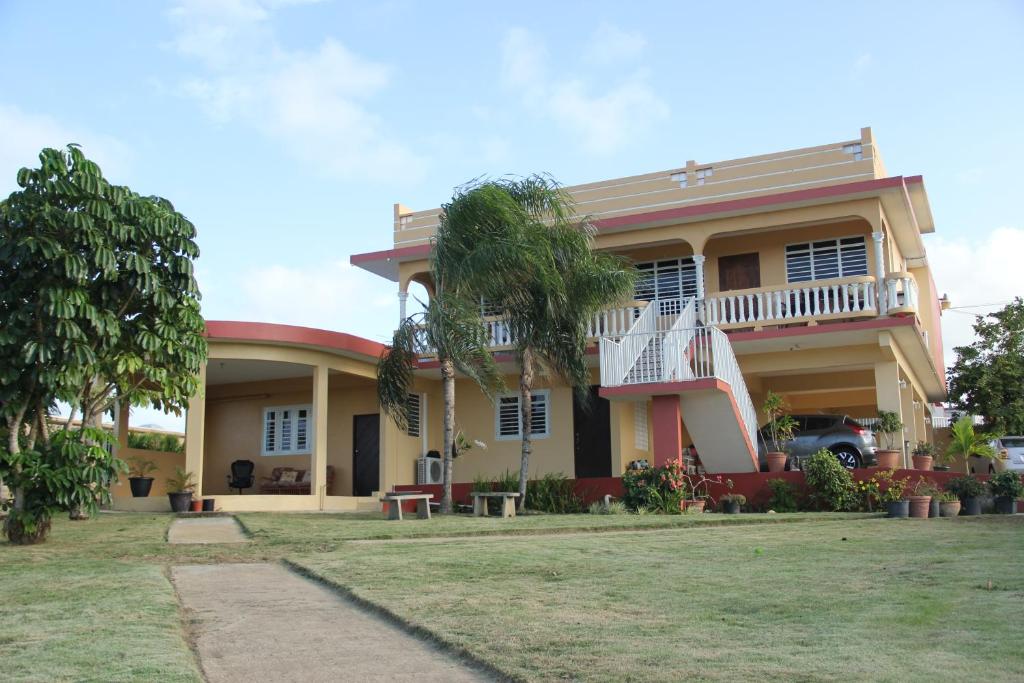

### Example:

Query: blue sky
xmin=2 ymin=0 xmax=1022 ymax=428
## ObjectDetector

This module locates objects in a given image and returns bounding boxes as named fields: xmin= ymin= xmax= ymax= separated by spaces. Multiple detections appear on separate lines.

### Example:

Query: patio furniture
xmin=380 ymin=491 xmax=433 ymax=520
xmin=470 ymin=491 xmax=521 ymax=518
xmin=227 ymin=460 xmax=255 ymax=495
xmin=259 ymin=466 xmax=335 ymax=495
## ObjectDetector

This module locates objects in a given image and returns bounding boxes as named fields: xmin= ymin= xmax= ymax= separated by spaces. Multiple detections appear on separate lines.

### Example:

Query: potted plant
xmin=874 ymin=411 xmax=904 ymax=469
xmin=911 ymin=442 xmax=935 ymax=471
xmin=937 ymin=491 xmax=961 ymax=517
xmin=720 ymin=493 xmax=746 ymax=514
xmin=945 ymin=474 xmax=986 ymax=515
xmin=876 ymin=468 xmax=909 ymax=518
xmin=166 ymin=467 xmax=196 ymax=513
xmin=126 ymin=457 xmax=158 ymax=498
xmin=763 ymin=391 xmax=798 ymax=473
xmin=988 ymin=471 xmax=1023 ymax=514
xmin=681 ymin=471 xmax=722 ymax=513
xmin=908 ymin=479 xmax=936 ymax=519
xmin=944 ymin=415 xmax=997 ymax=475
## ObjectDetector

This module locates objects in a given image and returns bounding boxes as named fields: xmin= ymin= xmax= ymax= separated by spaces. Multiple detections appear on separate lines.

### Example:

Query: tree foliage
xmin=0 ymin=145 xmax=206 ymax=541
xmin=947 ymin=297 xmax=1024 ymax=435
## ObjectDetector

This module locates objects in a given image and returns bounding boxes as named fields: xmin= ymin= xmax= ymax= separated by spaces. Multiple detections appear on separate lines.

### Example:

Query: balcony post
xmin=398 ymin=290 xmax=408 ymax=323
xmin=871 ymin=231 xmax=887 ymax=314
xmin=692 ymin=254 xmax=706 ymax=301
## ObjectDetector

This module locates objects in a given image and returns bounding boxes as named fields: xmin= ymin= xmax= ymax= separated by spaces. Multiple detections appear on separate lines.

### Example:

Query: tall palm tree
xmin=377 ymin=290 xmax=502 ymax=513
xmin=433 ymin=176 xmax=636 ymax=510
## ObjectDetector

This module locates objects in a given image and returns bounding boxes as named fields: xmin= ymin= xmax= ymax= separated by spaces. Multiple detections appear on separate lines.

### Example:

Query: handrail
xmin=702 ymin=276 xmax=876 ymax=326
xmin=884 ymin=273 xmax=918 ymax=312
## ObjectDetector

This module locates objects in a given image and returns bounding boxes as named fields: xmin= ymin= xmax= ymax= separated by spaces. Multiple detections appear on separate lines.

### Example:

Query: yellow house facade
xmin=117 ymin=127 xmax=947 ymax=512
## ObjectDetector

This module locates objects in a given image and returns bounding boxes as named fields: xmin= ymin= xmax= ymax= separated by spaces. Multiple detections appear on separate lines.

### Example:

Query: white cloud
xmin=584 ymin=22 xmax=647 ymax=65
xmin=928 ymin=226 xmax=1024 ymax=367
xmin=0 ymin=104 xmax=132 ymax=192
xmin=499 ymin=27 xmax=667 ymax=155
xmin=226 ymin=260 xmax=397 ymax=341
xmin=167 ymin=0 xmax=424 ymax=180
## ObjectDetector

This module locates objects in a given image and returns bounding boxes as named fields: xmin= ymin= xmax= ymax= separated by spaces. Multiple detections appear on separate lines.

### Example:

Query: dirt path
xmin=168 ymin=517 xmax=249 ymax=544
xmin=171 ymin=563 xmax=490 ymax=682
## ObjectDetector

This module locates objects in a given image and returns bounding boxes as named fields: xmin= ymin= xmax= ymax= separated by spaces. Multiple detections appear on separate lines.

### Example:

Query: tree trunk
xmin=68 ymin=407 xmax=101 ymax=521
xmin=440 ymin=357 xmax=456 ymax=514
xmin=517 ymin=346 xmax=535 ymax=511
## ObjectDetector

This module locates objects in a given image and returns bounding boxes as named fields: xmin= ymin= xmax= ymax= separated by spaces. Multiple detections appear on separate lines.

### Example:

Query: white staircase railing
xmin=661 ymin=299 xmax=697 ymax=382
xmin=707 ymin=327 xmax=758 ymax=452
xmin=599 ymin=300 xmax=659 ymax=386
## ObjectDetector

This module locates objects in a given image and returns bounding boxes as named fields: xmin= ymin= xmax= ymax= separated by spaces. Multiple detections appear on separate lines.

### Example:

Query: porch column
xmin=311 ymin=364 xmax=329 ymax=505
xmin=398 ymin=289 xmax=408 ymax=323
xmin=184 ymin=362 xmax=207 ymax=497
xmin=872 ymin=231 xmax=887 ymax=314
xmin=651 ymin=395 xmax=683 ymax=466
xmin=692 ymin=253 xmax=707 ymax=301
xmin=874 ymin=360 xmax=905 ymax=466
xmin=113 ymin=399 xmax=129 ymax=459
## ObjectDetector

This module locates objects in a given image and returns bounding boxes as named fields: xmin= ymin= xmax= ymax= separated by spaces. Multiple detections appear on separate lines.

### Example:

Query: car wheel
xmin=831 ymin=447 xmax=861 ymax=469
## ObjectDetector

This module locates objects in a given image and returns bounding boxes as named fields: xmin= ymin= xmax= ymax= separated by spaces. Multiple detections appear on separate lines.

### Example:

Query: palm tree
xmin=433 ymin=176 xmax=636 ymax=510
xmin=377 ymin=290 xmax=502 ymax=513
xmin=945 ymin=415 xmax=997 ymax=474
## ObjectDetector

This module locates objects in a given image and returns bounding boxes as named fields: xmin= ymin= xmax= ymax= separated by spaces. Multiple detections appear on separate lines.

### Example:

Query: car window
xmin=1001 ymin=437 xmax=1024 ymax=448
xmin=804 ymin=416 xmax=833 ymax=431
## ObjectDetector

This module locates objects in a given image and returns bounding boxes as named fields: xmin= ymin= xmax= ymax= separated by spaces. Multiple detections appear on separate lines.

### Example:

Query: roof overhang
xmin=205 ymin=321 xmax=386 ymax=362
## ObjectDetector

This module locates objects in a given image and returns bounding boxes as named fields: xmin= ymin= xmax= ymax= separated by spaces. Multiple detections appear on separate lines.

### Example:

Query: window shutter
xmin=634 ymin=401 xmax=649 ymax=451
xmin=295 ymin=408 xmax=308 ymax=451
xmin=634 ymin=258 xmax=697 ymax=313
xmin=498 ymin=396 xmax=520 ymax=437
xmin=529 ymin=392 xmax=548 ymax=436
xmin=264 ymin=410 xmax=276 ymax=453
xmin=279 ymin=409 xmax=292 ymax=451
xmin=786 ymin=236 xmax=867 ymax=283
xmin=406 ymin=393 xmax=421 ymax=437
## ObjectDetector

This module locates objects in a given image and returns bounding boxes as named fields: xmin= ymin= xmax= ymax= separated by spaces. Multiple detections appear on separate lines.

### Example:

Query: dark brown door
xmin=352 ymin=414 xmax=380 ymax=496
xmin=718 ymin=253 xmax=761 ymax=291
xmin=573 ymin=386 xmax=612 ymax=479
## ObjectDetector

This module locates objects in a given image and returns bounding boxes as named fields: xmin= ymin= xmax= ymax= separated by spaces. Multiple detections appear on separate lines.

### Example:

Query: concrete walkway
xmin=167 ymin=517 xmax=249 ymax=544
xmin=172 ymin=563 xmax=489 ymax=682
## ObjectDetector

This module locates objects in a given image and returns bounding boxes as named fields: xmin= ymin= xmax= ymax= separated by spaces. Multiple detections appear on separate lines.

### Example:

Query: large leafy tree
xmin=0 ymin=145 xmax=207 ymax=542
xmin=947 ymin=298 xmax=1024 ymax=435
xmin=433 ymin=176 xmax=636 ymax=510
xmin=377 ymin=290 xmax=502 ymax=513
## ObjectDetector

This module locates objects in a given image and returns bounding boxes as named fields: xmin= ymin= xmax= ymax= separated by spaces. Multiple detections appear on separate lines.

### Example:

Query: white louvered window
xmin=785 ymin=236 xmax=868 ymax=283
xmin=634 ymin=401 xmax=649 ymax=451
xmin=406 ymin=393 xmax=422 ymax=438
xmin=635 ymin=258 xmax=698 ymax=315
xmin=495 ymin=390 xmax=550 ymax=440
xmin=262 ymin=404 xmax=313 ymax=456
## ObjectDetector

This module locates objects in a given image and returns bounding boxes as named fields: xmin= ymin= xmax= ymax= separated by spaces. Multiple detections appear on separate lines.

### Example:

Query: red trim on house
xmin=205 ymin=321 xmax=387 ymax=359
xmin=725 ymin=315 xmax=915 ymax=342
xmin=599 ymin=378 xmax=725 ymax=399
xmin=350 ymin=176 xmax=925 ymax=267
xmin=415 ymin=345 xmax=600 ymax=370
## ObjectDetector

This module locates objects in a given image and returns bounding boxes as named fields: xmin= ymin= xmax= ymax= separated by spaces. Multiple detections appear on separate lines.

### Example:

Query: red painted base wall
xmin=394 ymin=470 xmax=1011 ymax=511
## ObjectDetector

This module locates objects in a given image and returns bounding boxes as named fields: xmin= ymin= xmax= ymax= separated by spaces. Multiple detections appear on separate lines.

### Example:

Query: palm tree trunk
xmin=440 ymin=356 xmax=456 ymax=513
xmin=517 ymin=346 xmax=535 ymax=511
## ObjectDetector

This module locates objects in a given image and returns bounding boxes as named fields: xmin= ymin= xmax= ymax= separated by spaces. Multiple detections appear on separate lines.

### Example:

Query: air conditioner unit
xmin=416 ymin=456 xmax=443 ymax=485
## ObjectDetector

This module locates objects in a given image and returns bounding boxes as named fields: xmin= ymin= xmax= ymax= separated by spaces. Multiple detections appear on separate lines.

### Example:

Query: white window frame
xmin=495 ymin=390 xmax=550 ymax=441
xmin=261 ymin=404 xmax=313 ymax=456
xmin=784 ymin=235 xmax=868 ymax=284
xmin=634 ymin=258 xmax=698 ymax=315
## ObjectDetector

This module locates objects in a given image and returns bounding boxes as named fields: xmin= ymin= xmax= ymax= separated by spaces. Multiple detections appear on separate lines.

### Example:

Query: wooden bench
xmin=470 ymin=491 xmax=521 ymax=518
xmin=380 ymin=491 xmax=434 ymax=520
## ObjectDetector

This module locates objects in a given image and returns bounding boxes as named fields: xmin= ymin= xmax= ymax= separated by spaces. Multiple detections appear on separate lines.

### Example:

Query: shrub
xmin=946 ymin=475 xmax=986 ymax=500
xmin=526 ymin=472 xmax=584 ymax=513
xmin=766 ymin=478 xmax=799 ymax=512
xmin=589 ymin=499 xmax=628 ymax=515
xmin=988 ymin=471 xmax=1024 ymax=499
xmin=873 ymin=469 xmax=910 ymax=503
xmin=622 ymin=460 xmax=686 ymax=514
xmin=803 ymin=448 xmax=855 ymax=511
xmin=875 ymin=410 xmax=904 ymax=450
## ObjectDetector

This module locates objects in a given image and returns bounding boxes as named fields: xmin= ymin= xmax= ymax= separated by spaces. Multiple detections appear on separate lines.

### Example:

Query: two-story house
xmin=133 ymin=127 xmax=945 ymax=513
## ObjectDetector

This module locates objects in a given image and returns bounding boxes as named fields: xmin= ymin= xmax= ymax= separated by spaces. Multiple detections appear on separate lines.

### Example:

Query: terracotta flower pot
xmin=189 ymin=499 xmax=203 ymax=512
xmin=683 ymin=499 xmax=706 ymax=513
xmin=766 ymin=452 xmax=788 ymax=473
xmin=876 ymin=449 xmax=901 ymax=469
xmin=939 ymin=500 xmax=961 ymax=517
xmin=911 ymin=455 xmax=933 ymax=471
xmin=908 ymin=495 xmax=931 ymax=518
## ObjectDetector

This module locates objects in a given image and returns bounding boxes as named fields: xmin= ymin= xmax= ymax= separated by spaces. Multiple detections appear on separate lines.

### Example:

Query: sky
xmin=2 ymin=0 xmax=1022 ymax=429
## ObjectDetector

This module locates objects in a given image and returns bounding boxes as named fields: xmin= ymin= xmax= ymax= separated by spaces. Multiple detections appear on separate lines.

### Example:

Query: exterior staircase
xmin=599 ymin=298 xmax=759 ymax=473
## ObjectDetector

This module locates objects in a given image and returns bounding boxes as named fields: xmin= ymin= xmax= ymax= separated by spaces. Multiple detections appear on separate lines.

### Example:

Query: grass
xmin=1 ymin=511 xmax=1022 ymax=681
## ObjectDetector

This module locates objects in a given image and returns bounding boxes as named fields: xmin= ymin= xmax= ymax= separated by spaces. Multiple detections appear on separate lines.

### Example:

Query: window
xmin=670 ymin=171 xmax=687 ymax=189
xmin=262 ymin=404 xmax=312 ymax=456
xmin=406 ymin=393 xmax=422 ymax=438
xmin=842 ymin=143 xmax=863 ymax=161
xmin=635 ymin=258 xmax=698 ymax=314
xmin=495 ymin=390 xmax=550 ymax=440
xmin=785 ymin=236 xmax=868 ymax=283
xmin=634 ymin=401 xmax=649 ymax=451
xmin=696 ymin=167 xmax=713 ymax=186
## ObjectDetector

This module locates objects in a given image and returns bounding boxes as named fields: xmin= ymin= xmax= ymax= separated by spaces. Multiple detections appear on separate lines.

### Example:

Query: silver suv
xmin=757 ymin=414 xmax=878 ymax=470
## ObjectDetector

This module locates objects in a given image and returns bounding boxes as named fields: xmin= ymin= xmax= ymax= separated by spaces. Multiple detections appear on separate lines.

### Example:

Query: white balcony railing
xmin=884 ymin=272 xmax=919 ymax=313
xmin=700 ymin=276 xmax=877 ymax=328
xmin=598 ymin=301 xmax=659 ymax=386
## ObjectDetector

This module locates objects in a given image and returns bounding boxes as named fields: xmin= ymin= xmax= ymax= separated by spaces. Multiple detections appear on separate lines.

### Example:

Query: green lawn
xmin=1 ymin=511 xmax=1022 ymax=682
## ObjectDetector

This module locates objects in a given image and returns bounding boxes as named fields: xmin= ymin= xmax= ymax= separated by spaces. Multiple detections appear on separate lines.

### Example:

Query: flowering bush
xmin=873 ymin=468 xmax=911 ymax=503
xmin=622 ymin=460 xmax=687 ymax=514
